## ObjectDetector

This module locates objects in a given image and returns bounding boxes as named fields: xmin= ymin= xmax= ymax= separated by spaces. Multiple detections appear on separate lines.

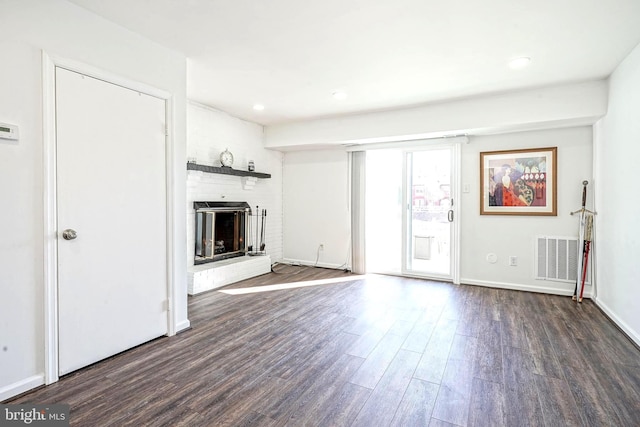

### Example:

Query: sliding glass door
xmin=406 ymin=148 xmax=453 ymax=277
xmin=365 ymin=144 xmax=457 ymax=281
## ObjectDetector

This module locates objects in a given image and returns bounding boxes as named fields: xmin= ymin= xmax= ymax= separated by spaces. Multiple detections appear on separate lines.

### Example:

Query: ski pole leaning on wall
xmin=570 ymin=181 xmax=597 ymax=302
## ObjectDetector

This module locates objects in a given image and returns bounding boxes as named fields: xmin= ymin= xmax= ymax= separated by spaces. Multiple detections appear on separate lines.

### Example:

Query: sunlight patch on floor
xmin=218 ymin=275 xmax=368 ymax=295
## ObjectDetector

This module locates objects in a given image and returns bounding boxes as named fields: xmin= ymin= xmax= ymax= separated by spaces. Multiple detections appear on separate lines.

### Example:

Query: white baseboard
xmin=460 ymin=278 xmax=594 ymax=298
xmin=281 ymin=258 xmax=348 ymax=271
xmin=0 ymin=375 xmax=44 ymax=402
xmin=593 ymin=297 xmax=640 ymax=348
xmin=176 ymin=319 xmax=191 ymax=333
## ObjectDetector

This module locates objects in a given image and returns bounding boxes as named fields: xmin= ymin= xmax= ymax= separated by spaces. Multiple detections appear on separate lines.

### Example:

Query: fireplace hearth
xmin=194 ymin=201 xmax=250 ymax=264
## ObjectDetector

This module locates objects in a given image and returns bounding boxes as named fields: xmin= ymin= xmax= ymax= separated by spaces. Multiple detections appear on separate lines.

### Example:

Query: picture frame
xmin=480 ymin=147 xmax=557 ymax=216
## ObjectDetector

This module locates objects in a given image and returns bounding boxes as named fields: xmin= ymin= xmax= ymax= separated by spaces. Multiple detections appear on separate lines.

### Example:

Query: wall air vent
xmin=535 ymin=236 xmax=590 ymax=285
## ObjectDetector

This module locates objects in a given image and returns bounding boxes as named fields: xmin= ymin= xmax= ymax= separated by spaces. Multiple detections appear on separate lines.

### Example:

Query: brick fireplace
xmin=188 ymin=200 xmax=271 ymax=295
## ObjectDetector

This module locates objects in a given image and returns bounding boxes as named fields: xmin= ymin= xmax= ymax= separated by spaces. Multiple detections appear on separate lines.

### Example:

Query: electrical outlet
xmin=509 ymin=256 xmax=518 ymax=266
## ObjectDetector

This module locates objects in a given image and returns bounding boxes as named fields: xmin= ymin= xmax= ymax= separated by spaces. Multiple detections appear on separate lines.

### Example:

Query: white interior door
xmin=56 ymin=67 xmax=168 ymax=375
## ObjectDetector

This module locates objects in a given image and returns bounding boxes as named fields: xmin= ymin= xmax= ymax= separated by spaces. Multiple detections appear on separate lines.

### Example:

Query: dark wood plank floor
xmin=7 ymin=266 xmax=640 ymax=426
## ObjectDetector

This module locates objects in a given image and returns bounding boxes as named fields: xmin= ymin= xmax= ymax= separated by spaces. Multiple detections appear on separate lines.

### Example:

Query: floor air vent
xmin=535 ymin=236 xmax=590 ymax=284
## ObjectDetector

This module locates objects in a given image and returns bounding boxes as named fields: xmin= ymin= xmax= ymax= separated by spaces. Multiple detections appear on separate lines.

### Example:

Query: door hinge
xmin=162 ymin=299 xmax=170 ymax=312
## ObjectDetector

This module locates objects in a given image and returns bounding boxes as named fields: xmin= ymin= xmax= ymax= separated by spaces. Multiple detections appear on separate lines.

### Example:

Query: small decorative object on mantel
xmin=219 ymin=148 xmax=234 ymax=168
xmin=248 ymin=160 xmax=255 ymax=172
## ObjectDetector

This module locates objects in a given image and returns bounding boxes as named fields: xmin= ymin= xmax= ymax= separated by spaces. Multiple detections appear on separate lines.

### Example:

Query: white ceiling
xmin=68 ymin=0 xmax=640 ymax=126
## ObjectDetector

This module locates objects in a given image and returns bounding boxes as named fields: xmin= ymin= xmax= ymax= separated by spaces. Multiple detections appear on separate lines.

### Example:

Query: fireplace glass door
xmin=194 ymin=203 xmax=248 ymax=264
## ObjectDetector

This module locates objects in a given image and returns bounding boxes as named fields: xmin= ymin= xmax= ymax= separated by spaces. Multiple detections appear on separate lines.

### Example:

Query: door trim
xmin=42 ymin=52 xmax=177 ymax=384
xmin=452 ymin=142 xmax=461 ymax=285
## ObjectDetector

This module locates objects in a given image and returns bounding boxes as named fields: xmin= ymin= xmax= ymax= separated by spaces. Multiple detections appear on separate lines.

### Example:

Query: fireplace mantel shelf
xmin=187 ymin=162 xmax=271 ymax=179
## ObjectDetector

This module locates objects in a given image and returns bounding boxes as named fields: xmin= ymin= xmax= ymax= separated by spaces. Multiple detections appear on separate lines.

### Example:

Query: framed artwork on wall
xmin=480 ymin=147 xmax=557 ymax=216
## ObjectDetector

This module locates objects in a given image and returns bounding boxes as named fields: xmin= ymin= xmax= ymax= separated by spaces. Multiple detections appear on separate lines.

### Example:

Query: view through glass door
xmin=365 ymin=145 xmax=455 ymax=280
xmin=406 ymin=149 xmax=453 ymax=277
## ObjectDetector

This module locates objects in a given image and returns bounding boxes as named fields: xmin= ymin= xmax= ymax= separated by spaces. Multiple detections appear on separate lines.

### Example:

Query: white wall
xmin=593 ymin=42 xmax=640 ymax=346
xmin=278 ymin=127 xmax=592 ymax=289
xmin=265 ymin=81 xmax=607 ymax=149
xmin=273 ymin=83 xmax=603 ymax=280
xmin=0 ymin=41 xmax=44 ymax=402
xmin=0 ymin=0 xmax=187 ymax=400
xmin=283 ymin=150 xmax=351 ymax=269
xmin=461 ymin=127 xmax=593 ymax=293
xmin=186 ymin=102 xmax=284 ymax=267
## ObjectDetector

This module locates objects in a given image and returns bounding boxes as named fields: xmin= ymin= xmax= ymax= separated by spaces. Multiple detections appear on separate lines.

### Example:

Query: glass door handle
xmin=448 ymin=210 xmax=454 ymax=222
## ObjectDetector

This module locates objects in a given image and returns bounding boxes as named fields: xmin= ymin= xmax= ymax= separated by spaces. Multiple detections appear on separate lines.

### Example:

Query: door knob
xmin=62 ymin=229 xmax=77 ymax=240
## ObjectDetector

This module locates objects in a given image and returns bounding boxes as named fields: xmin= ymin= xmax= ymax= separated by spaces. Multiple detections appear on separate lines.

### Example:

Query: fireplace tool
xmin=248 ymin=206 xmax=267 ymax=256
xmin=260 ymin=209 xmax=267 ymax=251
xmin=247 ymin=208 xmax=253 ymax=253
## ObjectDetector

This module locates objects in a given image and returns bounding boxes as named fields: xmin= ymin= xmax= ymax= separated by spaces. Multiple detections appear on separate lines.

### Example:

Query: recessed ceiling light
xmin=253 ymin=104 xmax=265 ymax=111
xmin=332 ymin=91 xmax=347 ymax=100
xmin=509 ymin=56 xmax=531 ymax=70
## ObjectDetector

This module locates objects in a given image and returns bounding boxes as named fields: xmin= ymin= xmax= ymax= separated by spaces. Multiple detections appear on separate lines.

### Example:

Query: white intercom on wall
xmin=0 ymin=122 xmax=19 ymax=140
